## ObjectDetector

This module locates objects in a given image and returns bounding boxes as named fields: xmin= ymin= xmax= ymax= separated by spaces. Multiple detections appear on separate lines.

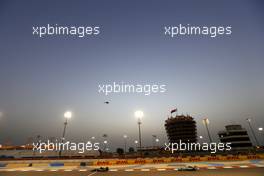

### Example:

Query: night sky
xmin=0 ymin=0 xmax=264 ymax=150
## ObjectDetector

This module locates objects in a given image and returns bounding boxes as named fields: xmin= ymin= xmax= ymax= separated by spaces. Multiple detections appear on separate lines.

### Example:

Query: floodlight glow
xmin=203 ymin=118 xmax=209 ymax=125
xmin=135 ymin=110 xmax=144 ymax=119
xmin=64 ymin=111 xmax=72 ymax=119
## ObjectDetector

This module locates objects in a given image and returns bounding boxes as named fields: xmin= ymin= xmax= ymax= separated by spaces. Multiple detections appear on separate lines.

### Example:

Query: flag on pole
xmin=170 ymin=108 xmax=177 ymax=114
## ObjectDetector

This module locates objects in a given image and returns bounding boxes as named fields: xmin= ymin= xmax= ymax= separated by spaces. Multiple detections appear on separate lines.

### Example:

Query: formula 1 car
xmin=91 ymin=167 xmax=109 ymax=172
xmin=177 ymin=166 xmax=198 ymax=171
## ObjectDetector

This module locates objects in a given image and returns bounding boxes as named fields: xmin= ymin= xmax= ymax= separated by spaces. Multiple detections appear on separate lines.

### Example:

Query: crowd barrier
xmin=93 ymin=154 xmax=264 ymax=166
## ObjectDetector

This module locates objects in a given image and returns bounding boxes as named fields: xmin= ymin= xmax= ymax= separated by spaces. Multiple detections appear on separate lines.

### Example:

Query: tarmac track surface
xmin=0 ymin=168 xmax=264 ymax=176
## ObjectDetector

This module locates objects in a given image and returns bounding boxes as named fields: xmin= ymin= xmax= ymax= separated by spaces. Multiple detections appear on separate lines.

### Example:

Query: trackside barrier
xmin=6 ymin=163 xmax=29 ymax=168
xmin=32 ymin=163 xmax=49 ymax=167
xmin=80 ymin=162 xmax=86 ymax=166
xmin=50 ymin=162 xmax=64 ymax=167
xmin=93 ymin=154 xmax=264 ymax=166
xmin=64 ymin=162 xmax=80 ymax=166
xmin=0 ymin=163 xmax=7 ymax=167
xmin=1 ymin=154 xmax=264 ymax=167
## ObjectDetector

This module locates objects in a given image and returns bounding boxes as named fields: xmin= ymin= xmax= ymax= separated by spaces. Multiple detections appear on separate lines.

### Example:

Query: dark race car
xmin=91 ymin=167 xmax=109 ymax=172
xmin=177 ymin=166 xmax=198 ymax=171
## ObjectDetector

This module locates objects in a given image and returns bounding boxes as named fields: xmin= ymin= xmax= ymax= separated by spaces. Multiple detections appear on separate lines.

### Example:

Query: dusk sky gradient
xmin=0 ymin=0 xmax=264 ymax=150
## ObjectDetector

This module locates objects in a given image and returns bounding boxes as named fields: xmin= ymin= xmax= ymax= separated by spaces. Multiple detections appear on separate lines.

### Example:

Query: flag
xmin=170 ymin=108 xmax=177 ymax=114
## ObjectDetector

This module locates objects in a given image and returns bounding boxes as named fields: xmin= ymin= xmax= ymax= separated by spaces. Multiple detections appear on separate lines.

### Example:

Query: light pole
xmin=0 ymin=112 xmax=2 ymax=149
xmin=202 ymin=118 xmax=212 ymax=143
xmin=134 ymin=140 xmax=138 ymax=151
xmin=155 ymin=138 xmax=159 ymax=147
xmin=259 ymin=127 xmax=263 ymax=144
xmin=102 ymin=134 xmax=108 ymax=152
xmin=103 ymin=140 xmax=108 ymax=151
xmin=246 ymin=118 xmax=260 ymax=146
xmin=135 ymin=110 xmax=143 ymax=157
xmin=152 ymin=135 xmax=157 ymax=147
xmin=33 ymin=135 xmax=41 ymax=157
xmin=59 ymin=111 xmax=72 ymax=157
xmin=198 ymin=135 xmax=203 ymax=143
xmin=91 ymin=136 xmax=96 ymax=143
xmin=123 ymin=135 xmax=128 ymax=154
